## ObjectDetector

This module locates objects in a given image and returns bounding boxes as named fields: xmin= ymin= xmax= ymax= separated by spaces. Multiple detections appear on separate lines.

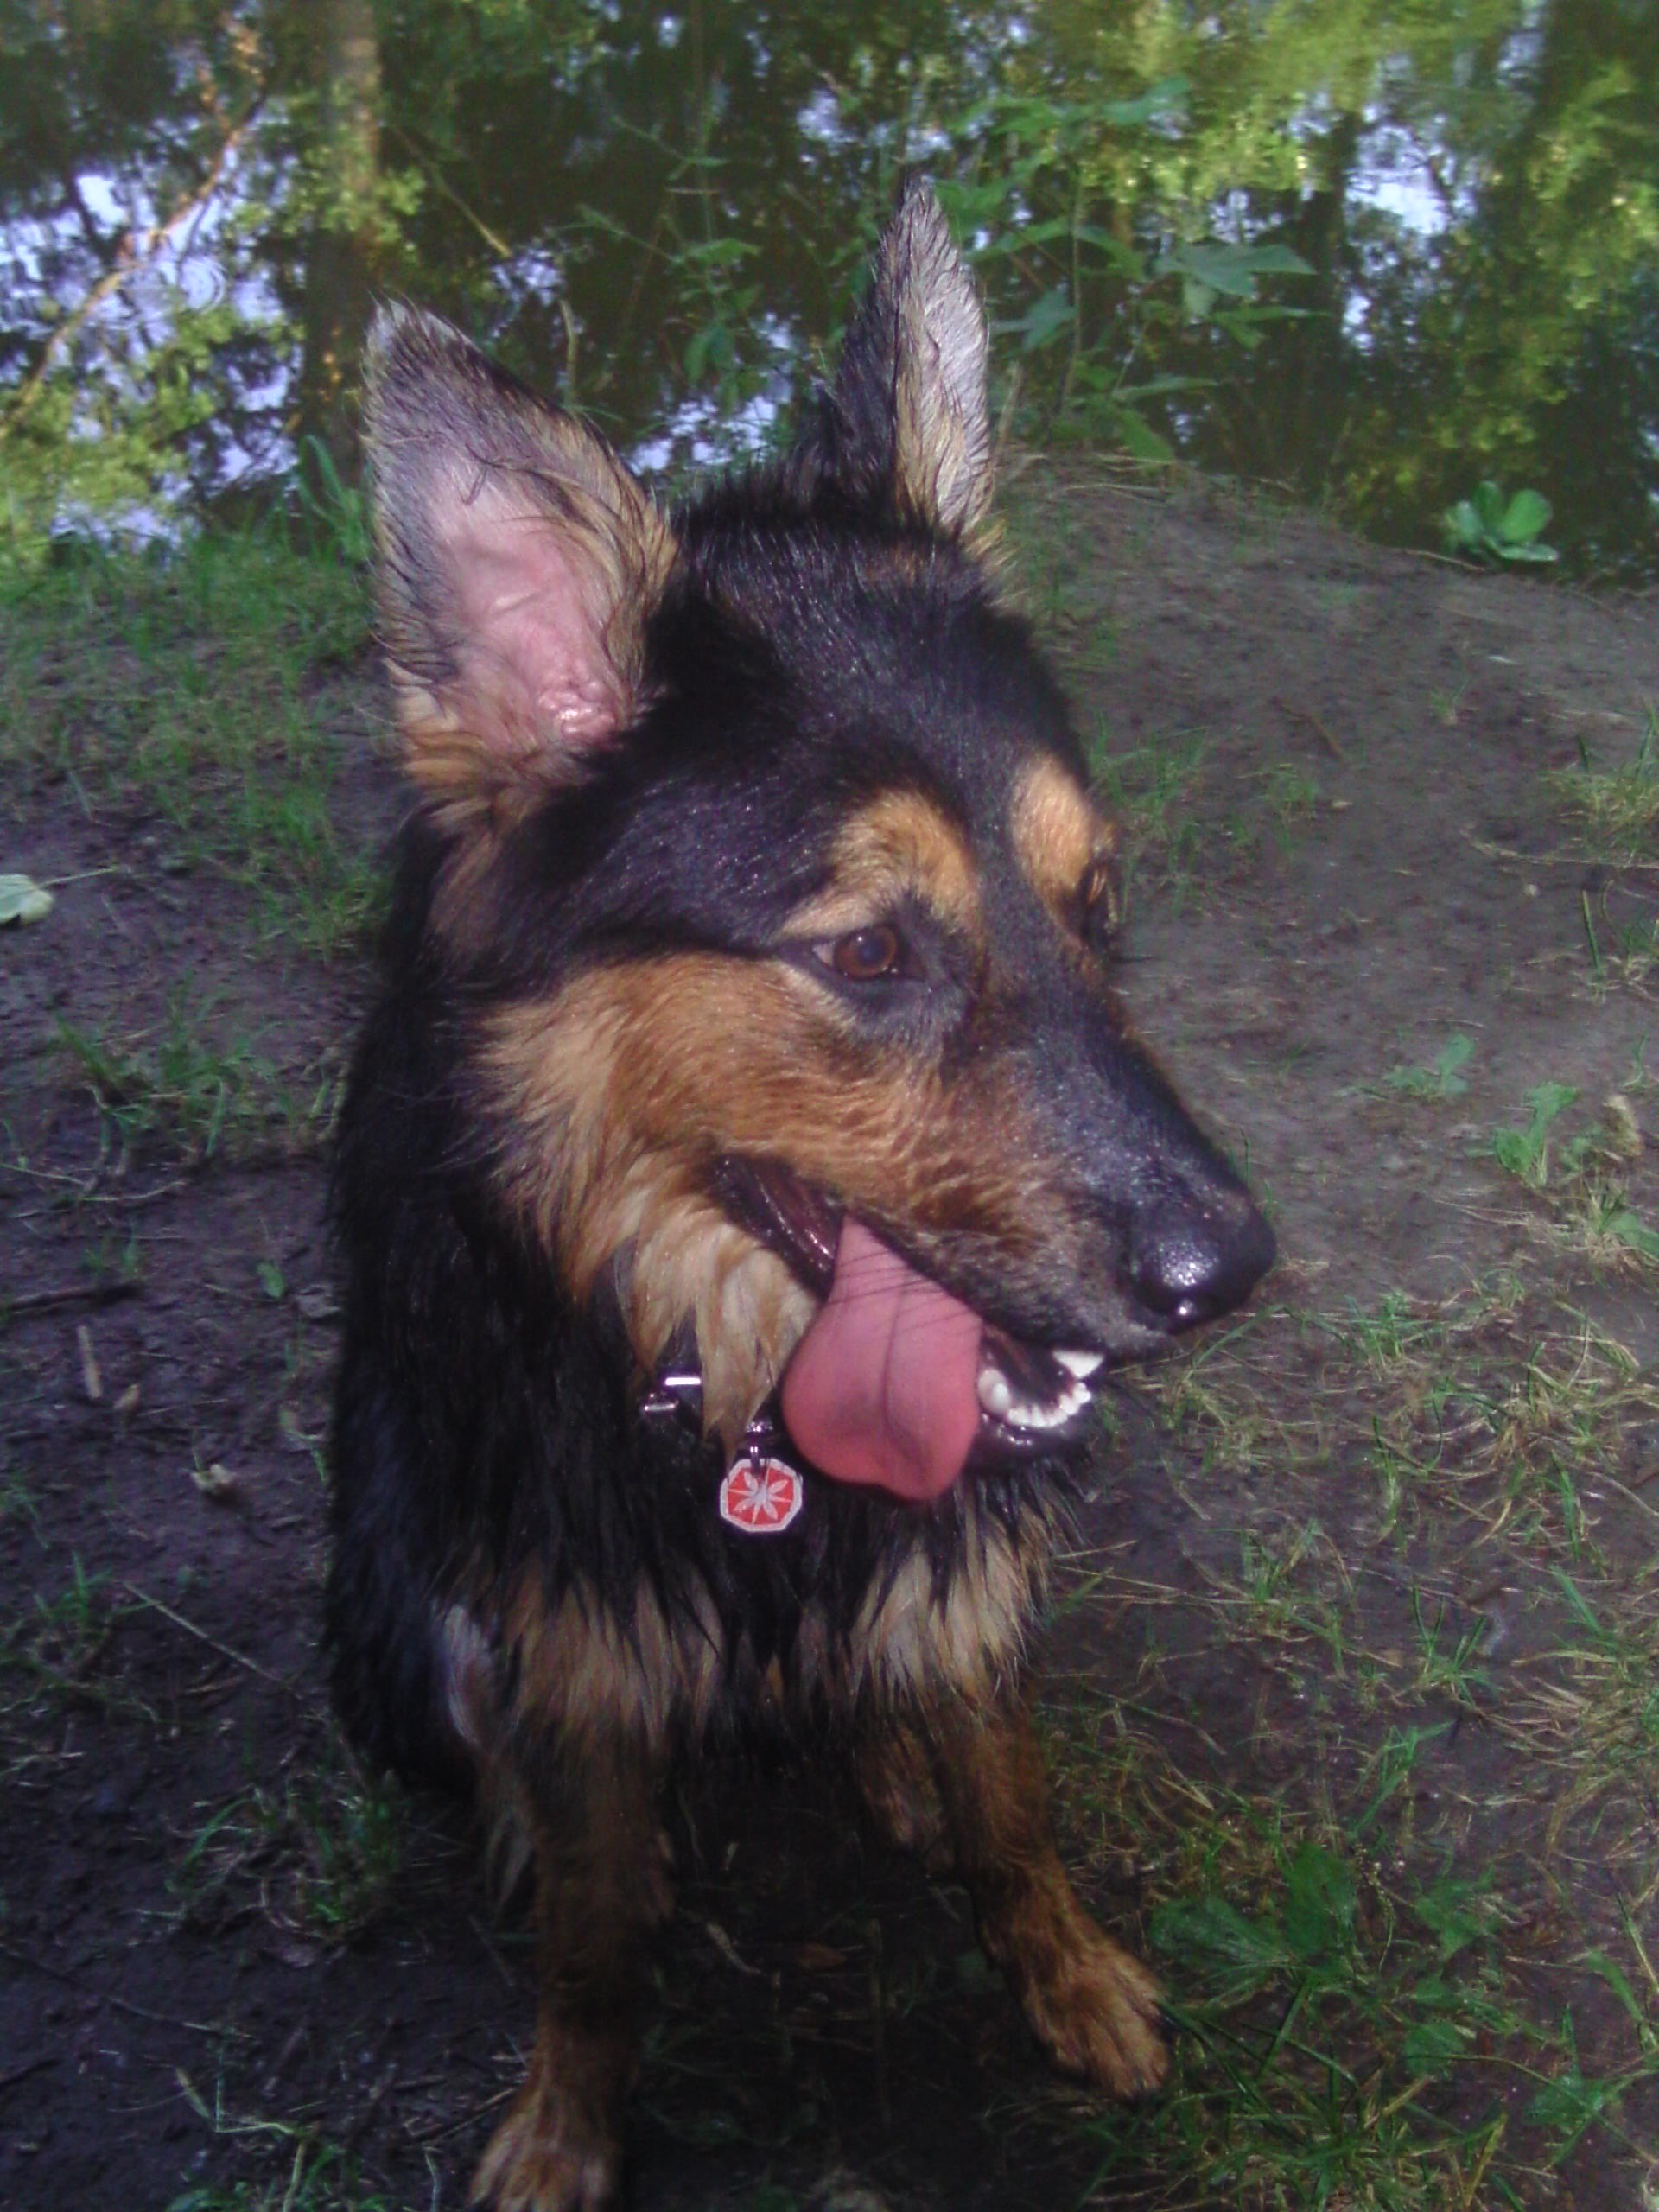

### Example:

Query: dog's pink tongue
xmin=779 ymin=1218 xmax=982 ymax=1503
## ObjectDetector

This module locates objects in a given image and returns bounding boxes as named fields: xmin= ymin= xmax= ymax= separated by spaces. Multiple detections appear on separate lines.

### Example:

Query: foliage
xmin=928 ymin=87 xmax=1314 ymax=460
xmin=1491 ymin=1083 xmax=1580 ymax=1189
xmin=1441 ymin=481 xmax=1560 ymax=563
xmin=1382 ymin=1034 xmax=1474 ymax=1098
xmin=0 ymin=1 xmax=1654 ymax=574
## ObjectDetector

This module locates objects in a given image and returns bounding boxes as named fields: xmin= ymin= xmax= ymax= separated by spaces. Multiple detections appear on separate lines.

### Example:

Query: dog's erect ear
xmin=365 ymin=307 xmax=675 ymax=830
xmin=820 ymin=178 xmax=993 ymax=538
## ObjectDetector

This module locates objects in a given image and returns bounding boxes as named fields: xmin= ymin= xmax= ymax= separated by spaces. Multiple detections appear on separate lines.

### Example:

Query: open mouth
xmin=709 ymin=1155 xmax=1108 ymax=1504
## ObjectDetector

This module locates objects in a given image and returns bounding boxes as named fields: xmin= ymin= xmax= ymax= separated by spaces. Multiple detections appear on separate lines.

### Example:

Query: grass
xmin=1001 ymin=485 xmax=1124 ymax=678
xmin=166 ymin=2103 xmax=407 ymax=2212
xmin=1030 ymin=1692 xmax=1601 ymax=2209
xmin=0 ymin=523 xmax=380 ymax=960
xmin=0 ymin=1554 xmax=155 ymax=1725
xmin=174 ymin=1749 xmax=410 ymax=1943
xmin=53 ymin=998 xmax=340 ymax=1164
xmin=1260 ymin=760 xmax=1323 ymax=848
xmin=1507 ymin=1568 xmax=1659 ymax=1851
xmin=1060 ymin=1265 xmax=1659 ymax=2202
xmin=1479 ymin=1082 xmax=1659 ymax=1271
xmin=1547 ymin=704 xmax=1659 ymax=863
xmin=1089 ymin=729 xmax=1212 ymax=908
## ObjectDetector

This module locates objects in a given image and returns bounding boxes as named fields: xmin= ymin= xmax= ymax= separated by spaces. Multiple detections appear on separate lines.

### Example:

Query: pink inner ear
xmin=440 ymin=480 xmax=630 ymax=754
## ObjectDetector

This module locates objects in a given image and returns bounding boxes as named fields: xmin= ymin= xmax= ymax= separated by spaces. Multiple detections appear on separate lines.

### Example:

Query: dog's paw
xmin=471 ymin=2075 xmax=620 ymax=2212
xmin=1014 ymin=1927 xmax=1170 ymax=2100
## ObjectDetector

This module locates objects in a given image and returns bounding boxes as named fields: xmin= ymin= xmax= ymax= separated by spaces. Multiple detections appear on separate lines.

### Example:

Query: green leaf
xmin=981 ymin=217 xmax=1075 ymax=250
xmin=683 ymin=321 xmax=731 ymax=382
xmin=1114 ymin=408 xmax=1175 ymax=464
xmin=1150 ymin=1895 xmax=1289 ymax=1982
xmin=1284 ymin=1844 xmax=1357 ymax=1961
xmin=1236 ymin=244 xmax=1316 ymax=276
xmin=1413 ymin=1878 xmax=1491 ymax=1961
xmin=934 ymin=178 xmax=1015 ymax=232
xmin=0 ymin=873 xmax=54 ymax=925
xmin=1605 ymin=1210 xmax=1659 ymax=1260
xmin=1580 ymin=1949 xmax=1653 ymax=2036
xmin=1402 ymin=2016 xmax=1472 ymax=2073
xmin=1211 ymin=311 xmax=1264 ymax=350
xmin=257 ymin=1260 xmax=286 ymax=1302
xmin=1550 ymin=1567 xmax=1607 ymax=1641
xmin=1072 ymin=227 xmax=1149 ymax=278
xmin=1017 ymin=286 xmax=1074 ymax=353
xmin=1492 ymin=1128 xmax=1535 ymax=1179
xmin=1525 ymin=1081 xmax=1579 ymax=1131
xmin=1472 ymin=481 xmax=1506 ymax=533
xmin=1500 ymin=488 xmax=1552 ymax=543
xmin=1116 ymin=375 xmax=1210 ymax=400
xmin=1098 ymin=77 xmax=1189 ymax=128
xmin=679 ymin=235 xmax=756 ymax=270
xmin=1497 ymin=538 xmax=1560 ymax=563
xmin=1524 ymin=2068 xmax=1624 ymax=2147
xmin=1159 ymin=242 xmax=1314 ymax=298
xmin=1436 ymin=1034 xmax=1475 ymax=1090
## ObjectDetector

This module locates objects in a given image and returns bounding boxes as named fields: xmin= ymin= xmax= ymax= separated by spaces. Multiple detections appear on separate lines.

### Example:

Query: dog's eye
xmin=1078 ymin=855 xmax=1120 ymax=947
xmin=827 ymin=925 xmax=904 ymax=982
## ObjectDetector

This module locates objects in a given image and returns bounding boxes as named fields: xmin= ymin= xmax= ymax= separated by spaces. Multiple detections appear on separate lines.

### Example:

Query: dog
xmin=326 ymin=179 xmax=1273 ymax=2211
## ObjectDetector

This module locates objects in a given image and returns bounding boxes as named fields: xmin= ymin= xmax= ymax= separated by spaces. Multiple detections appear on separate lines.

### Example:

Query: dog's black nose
xmin=1130 ymin=1196 xmax=1275 ymax=1331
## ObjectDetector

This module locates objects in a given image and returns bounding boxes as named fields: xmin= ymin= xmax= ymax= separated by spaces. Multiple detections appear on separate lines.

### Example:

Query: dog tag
xmin=719 ymin=1454 xmax=804 ymax=1535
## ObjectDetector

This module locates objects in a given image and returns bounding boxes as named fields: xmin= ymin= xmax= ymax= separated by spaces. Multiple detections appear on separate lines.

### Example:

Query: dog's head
xmin=365 ymin=181 xmax=1273 ymax=1503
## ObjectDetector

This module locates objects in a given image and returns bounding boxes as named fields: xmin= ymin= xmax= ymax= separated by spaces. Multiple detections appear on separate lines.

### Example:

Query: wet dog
xmin=327 ymin=180 xmax=1273 ymax=2209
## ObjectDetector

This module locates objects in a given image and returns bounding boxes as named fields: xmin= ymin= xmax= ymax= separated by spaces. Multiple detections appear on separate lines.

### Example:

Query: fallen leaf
xmin=190 ymin=1460 xmax=241 ymax=1502
xmin=704 ymin=1920 xmax=764 ymax=1976
xmin=76 ymin=1322 xmax=102 ymax=1402
xmin=792 ymin=1943 xmax=849 ymax=1973
xmin=0 ymin=873 xmax=54 ymax=925
xmin=113 ymin=1382 xmax=142 ymax=1417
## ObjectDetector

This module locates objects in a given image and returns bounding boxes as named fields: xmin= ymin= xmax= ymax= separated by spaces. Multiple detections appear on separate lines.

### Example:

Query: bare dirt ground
xmin=3 ymin=476 xmax=1657 ymax=2211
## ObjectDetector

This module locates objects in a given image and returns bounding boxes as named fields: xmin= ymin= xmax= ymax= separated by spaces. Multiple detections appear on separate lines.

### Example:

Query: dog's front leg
xmin=918 ymin=1694 xmax=1169 ymax=2098
xmin=473 ymin=1732 xmax=671 ymax=2212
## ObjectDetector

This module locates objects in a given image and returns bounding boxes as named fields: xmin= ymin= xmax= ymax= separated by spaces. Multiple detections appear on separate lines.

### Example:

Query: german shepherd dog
xmin=327 ymin=181 xmax=1273 ymax=2209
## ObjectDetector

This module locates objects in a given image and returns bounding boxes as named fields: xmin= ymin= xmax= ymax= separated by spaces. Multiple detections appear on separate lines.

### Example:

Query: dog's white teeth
xmin=1054 ymin=1349 xmax=1104 ymax=1381
xmin=977 ymin=1369 xmax=1015 ymax=1419
xmin=976 ymin=1360 xmax=1092 ymax=1433
xmin=1001 ymin=1380 xmax=1090 ymax=1430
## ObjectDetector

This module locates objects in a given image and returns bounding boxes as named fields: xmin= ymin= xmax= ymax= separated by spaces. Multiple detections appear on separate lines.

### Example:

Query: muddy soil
xmin=3 ymin=477 xmax=1656 ymax=2211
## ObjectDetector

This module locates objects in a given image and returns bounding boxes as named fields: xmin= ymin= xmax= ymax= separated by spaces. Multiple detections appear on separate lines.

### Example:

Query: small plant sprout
xmin=1382 ymin=1034 xmax=1474 ymax=1099
xmin=1491 ymin=1082 xmax=1580 ymax=1189
xmin=1441 ymin=482 xmax=1559 ymax=565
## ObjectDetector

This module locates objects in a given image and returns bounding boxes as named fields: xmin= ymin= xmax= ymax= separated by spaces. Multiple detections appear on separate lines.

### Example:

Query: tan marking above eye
xmin=1010 ymin=757 xmax=1119 ymax=937
xmin=786 ymin=789 xmax=984 ymax=946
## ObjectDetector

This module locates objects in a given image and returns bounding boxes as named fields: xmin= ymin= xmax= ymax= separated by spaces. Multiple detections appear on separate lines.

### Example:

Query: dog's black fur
xmin=327 ymin=181 xmax=1272 ymax=2209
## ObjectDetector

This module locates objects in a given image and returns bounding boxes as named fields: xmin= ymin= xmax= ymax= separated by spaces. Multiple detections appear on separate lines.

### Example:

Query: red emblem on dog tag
xmin=719 ymin=1455 xmax=804 ymax=1534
